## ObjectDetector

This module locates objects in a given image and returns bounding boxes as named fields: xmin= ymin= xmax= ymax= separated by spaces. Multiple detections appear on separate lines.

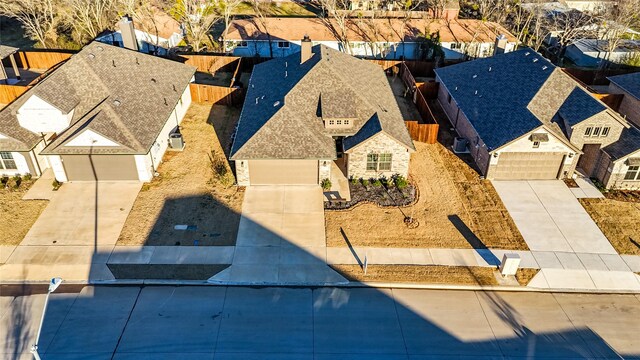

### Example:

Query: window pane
xmin=3 ymin=160 xmax=16 ymax=170
xmin=0 ymin=152 xmax=13 ymax=160
xmin=0 ymin=161 xmax=4 ymax=169
xmin=379 ymin=154 xmax=392 ymax=171
xmin=625 ymin=166 xmax=639 ymax=180
xmin=602 ymin=127 xmax=610 ymax=136
xmin=593 ymin=127 xmax=601 ymax=136
xmin=584 ymin=127 xmax=592 ymax=136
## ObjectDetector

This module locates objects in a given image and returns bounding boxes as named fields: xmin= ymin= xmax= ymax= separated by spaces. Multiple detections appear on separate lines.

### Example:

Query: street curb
xmin=3 ymin=279 xmax=640 ymax=294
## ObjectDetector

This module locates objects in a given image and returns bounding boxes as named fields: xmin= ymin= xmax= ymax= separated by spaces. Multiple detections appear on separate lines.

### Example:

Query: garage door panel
xmin=493 ymin=152 xmax=564 ymax=180
xmin=62 ymin=155 xmax=138 ymax=181
xmin=249 ymin=160 xmax=318 ymax=185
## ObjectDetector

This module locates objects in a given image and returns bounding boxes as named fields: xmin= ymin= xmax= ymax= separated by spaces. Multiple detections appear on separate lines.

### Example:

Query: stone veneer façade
xmin=345 ymin=133 xmax=411 ymax=180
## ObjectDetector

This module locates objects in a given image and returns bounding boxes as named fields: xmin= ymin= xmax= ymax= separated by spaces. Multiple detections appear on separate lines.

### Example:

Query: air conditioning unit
xmin=453 ymin=137 xmax=469 ymax=154
xmin=169 ymin=132 xmax=184 ymax=150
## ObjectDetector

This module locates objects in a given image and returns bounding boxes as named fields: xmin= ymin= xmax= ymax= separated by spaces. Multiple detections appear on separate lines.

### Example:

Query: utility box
xmin=499 ymin=253 xmax=521 ymax=276
xmin=169 ymin=132 xmax=184 ymax=150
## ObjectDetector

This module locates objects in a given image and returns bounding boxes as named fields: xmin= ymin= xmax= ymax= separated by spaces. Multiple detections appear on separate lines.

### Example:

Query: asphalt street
xmin=2 ymin=285 xmax=640 ymax=359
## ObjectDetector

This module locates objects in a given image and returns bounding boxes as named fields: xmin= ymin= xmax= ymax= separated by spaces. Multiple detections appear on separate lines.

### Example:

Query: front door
xmin=335 ymin=137 xmax=344 ymax=158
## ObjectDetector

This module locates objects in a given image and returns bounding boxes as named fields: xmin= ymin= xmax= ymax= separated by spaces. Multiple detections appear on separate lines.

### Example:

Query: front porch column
xmin=0 ymin=62 xmax=7 ymax=84
xmin=9 ymin=54 xmax=20 ymax=80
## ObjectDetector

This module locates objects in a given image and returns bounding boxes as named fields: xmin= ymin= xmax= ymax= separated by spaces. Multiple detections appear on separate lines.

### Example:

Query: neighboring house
xmin=347 ymin=0 xmax=460 ymax=20
xmin=0 ymin=41 xmax=195 ymax=182
xmin=224 ymin=18 xmax=517 ymax=60
xmin=230 ymin=38 xmax=415 ymax=186
xmin=565 ymin=39 xmax=640 ymax=67
xmin=435 ymin=48 xmax=633 ymax=188
xmin=598 ymin=127 xmax=640 ymax=189
xmin=96 ymin=13 xmax=183 ymax=56
xmin=562 ymin=0 xmax=616 ymax=14
xmin=607 ymin=72 xmax=640 ymax=127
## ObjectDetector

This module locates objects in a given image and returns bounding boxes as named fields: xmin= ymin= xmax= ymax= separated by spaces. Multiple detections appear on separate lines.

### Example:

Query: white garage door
xmin=249 ymin=160 xmax=318 ymax=185
xmin=493 ymin=152 xmax=564 ymax=180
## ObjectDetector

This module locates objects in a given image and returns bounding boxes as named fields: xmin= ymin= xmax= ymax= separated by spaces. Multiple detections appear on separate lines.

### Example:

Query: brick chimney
xmin=300 ymin=35 xmax=312 ymax=64
xmin=493 ymin=34 xmax=508 ymax=56
xmin=119 ymin=15 xmax=139 ymax=51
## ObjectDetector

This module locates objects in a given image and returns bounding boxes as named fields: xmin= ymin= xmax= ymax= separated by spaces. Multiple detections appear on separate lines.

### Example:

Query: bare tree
xmin=218 ymin=0 xmax=243 ymax=45
xmin=476 ymin=0 xmax=514 ymax=24
xmin=118 ymin=0 xmax=165 ymax=53
xmin=596 ymin=0 xmax=640 ymax=68
xmin=170 ymin=0 xmax=221 ymax=52
xmin=547 ymin=9 xmax=596 ymax=63
xmin=317 ymin=0 xmax=354 ymax=54
xmin=0 ymin=0 xmax=60 ymax=48
xmin=66 ymin=0 xmax=119 ymax=44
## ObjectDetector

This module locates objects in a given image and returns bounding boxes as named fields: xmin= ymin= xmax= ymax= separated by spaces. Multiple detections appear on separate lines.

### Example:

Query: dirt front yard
xmin=0 ymin=178 xmax=48 ymax=246
xmin=580 ymin=198 xmax=640 ymax=255
xmin=117 ymin=103 xmax=244 ymax=246
xmin=326 ymin=141 xmax=527 ymax=250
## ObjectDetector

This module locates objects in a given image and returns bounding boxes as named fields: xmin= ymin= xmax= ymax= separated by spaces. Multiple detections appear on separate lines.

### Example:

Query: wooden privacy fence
xmin=594 ymin=93 xmax=624 ymax=111
xmin=399 ymin=62 xmax=439 ymax=144
xmin=190 ymin=83 xmax=244 ymax=106
xmin=405 ymin=121 xmax=439 ymax=143
xmin=180 ymin=54 xmax=240 ymax=73
xmin=0 ymin=85 xmax=30 ymax=104
xmin=12 ymin=51 xmax=74 ymax=69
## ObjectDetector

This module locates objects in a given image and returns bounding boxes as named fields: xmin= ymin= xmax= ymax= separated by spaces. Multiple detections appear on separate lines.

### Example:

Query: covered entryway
xmin=493 ymin=152 xmax=564 ymax=180
xmin=62 ymin=155 xmax=138 ymax=181
xmin=577 ymin=144 xmax=601 ymax=176
xmin=249 ymin=160 xmax=318 ymax=185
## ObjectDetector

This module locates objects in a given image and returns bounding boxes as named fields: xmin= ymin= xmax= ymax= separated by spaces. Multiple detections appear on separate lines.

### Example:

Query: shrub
xmin=1 ymin=176 xmax=8 ymax=187
xmin=372 ymin=179 xmax=382 ymax=187
xmin=23 ymin=173 xmax=32 ymax=181
xmin=379 ymin=176 xmax=389 ymax=187
xmin=13 ymin=177 xmax=22 ymax=188
xmin=393 ymin=174 xmax=408 ymax=189
xmin=349 ymin=176 xmax=358 ymax=185
xmin=361 ymin=178 xmax=369 ymax=186
xmin=321 ymin=178 xmax=332 ymax=190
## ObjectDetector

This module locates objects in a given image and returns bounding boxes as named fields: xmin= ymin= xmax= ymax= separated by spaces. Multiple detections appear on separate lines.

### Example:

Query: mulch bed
xmin=563 ymin=178 xmax=579 ymax=188
xmin=604 ymin=190 xmax=640 ymax=203
xmin=325 ymin=183 xmax=416 ymax=210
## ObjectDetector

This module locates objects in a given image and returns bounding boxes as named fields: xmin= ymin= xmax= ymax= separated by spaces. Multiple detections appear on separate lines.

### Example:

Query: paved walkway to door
xmin=209 ymin=186 xmax=347 ymax=285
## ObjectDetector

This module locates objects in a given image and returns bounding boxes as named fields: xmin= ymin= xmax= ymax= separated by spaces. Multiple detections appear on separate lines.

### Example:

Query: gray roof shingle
xmin=0 ymin=41 xmax=195 ymax=154
xmin=434 ymin=48 xmax=612 ymax=150
xmin=608 ymin=72 xmax=640 ymax=100
xmin=0 ymin=45 xmax=18 ymax=59
xmin=230 ymin=45 xmax=414 ymax=160
xmin=602 ymin=126 xmax=640 ymax=160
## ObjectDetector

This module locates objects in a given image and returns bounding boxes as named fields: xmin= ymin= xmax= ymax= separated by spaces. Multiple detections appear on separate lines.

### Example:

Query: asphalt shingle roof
xmin=608 ymin=72 xmax=640 ymax=100
xmin=434 ymin=48 xmax=612 ymax=150
xmin=602 ymin=126 xmax=640 ymax=160
xmin=0 ymin=45 xmax=18 ymax=59
xmin=230 ymin=45 xmax=414 ymax=160
xmin=0 ymin=41 xmax=195 ymax=154
xmin=558 ymin=87 xmax=606 ymax=126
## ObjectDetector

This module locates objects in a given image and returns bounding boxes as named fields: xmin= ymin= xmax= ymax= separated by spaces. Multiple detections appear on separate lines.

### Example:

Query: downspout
xmin=30 ymin=149 xmax=43 ymax=177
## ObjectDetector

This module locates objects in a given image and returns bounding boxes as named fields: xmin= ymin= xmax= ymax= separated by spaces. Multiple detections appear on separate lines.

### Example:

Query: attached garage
xmin=61 ymin=155 xmax=139 ymax=181
xmin=248 ymin=160 xmax=318 ymax=185
xmin=493 ymin=152 xmax=565 ymax=180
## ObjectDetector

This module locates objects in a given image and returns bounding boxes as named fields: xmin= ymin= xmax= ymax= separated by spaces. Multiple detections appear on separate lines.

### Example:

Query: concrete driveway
xmin=492 ymin=180 xmax=616 ymax=254
xmin=210 ymin=186 xmax=346 ymax=284
xmin=1 ymin=181 xmax=141 ymax=282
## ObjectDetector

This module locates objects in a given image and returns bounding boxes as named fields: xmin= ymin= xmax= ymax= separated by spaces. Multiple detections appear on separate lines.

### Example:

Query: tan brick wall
xmin=609 ymin=83 xmax=640 ymax=127
xmin=569 ymin=111 xmax=625 ymax=149
xmin=235 ymin=160 xmax=250 ymax=186
xmin=346 ymin=133 xmax=411 ymax=179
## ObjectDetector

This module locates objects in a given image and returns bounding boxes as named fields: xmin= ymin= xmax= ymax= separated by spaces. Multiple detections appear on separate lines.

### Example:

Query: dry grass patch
xmin=331 ymin=265 xmax=538 ymax=286
xmin=117 ymin=103 xmax=244 ymax=246
xmin=326 ymin=142 xmax=526 ymax=250
xmin=579 ymin=198 xmax=640 ymax=255
xmin=0 ymin=179 xmax=48 ymax=246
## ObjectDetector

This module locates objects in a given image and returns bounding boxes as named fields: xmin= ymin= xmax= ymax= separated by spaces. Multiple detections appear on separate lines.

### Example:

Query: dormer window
xmin=329 ymin=120 xmax=335 ymax=125
xmin=337 ymin=120 xmax=342 ymax=125
xmin=344 ymin=119 xmax=350 ymax=125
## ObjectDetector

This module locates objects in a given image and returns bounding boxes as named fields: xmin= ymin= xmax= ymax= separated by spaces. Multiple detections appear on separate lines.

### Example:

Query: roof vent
xmin=113 ymin=99 xmax=121 ymax=106
xmin=525 ymin=52 xmax=530 ymax=56
xmin=88 ymin=53 xmax=95 ymax=59
xmin=164 ymin=98 xmax=168 ymax=106
xmin=97 ymin=46 xmax=104 ymax=51
xmin=542 ymin=65 xmax=548 ymax=70
xmin=112 ymin=59 xmax=116 ymax=67
xmin=533 ymin=58 xmax=539 ymax=63
xmin=172 ymin=84 xmax=177 ymax=92
xmin=285 ymin=70 xmax=288 ymax=78
xmin=255 ymin=97 xmax=259 ymax=105
xmin=151 ymin=78 xmax=157 ymax=83
xmin=488 ymin=66 xmax=492 ymax=72
xmin=273 ymin=101 xmax=280 ymax=107
xmin=454 ymin=86 xmax=458 ymax=91
xmin=475 ymin=90 xmax=478 ymax=95
xmin=472 ymin=74 xmax=477 ymax=79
